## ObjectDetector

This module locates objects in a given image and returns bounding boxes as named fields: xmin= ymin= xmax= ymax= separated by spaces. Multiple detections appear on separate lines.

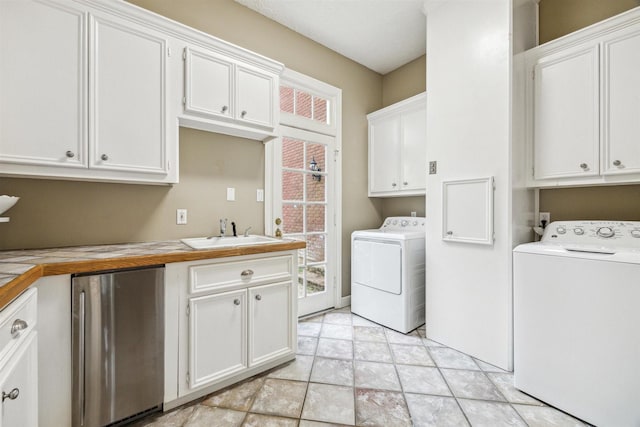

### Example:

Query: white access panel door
xmin=602 ymin=27 xmax=640 ymax=176
xmin=89 ymin=14 xmax=167 ymax=175
xmin=401 ymin=106 xmax=427 ymax=192
xmin=0 ymin=0 xmax=87 ymax=168
xmin=533 ymin=44 xmax=600 ymax=179
xmin=352 ymin=239 xmax=402 ymax=294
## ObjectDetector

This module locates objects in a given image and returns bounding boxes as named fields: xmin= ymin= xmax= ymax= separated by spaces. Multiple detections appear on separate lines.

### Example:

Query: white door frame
xmin=265 ymin=68 xmax=344 ymax=312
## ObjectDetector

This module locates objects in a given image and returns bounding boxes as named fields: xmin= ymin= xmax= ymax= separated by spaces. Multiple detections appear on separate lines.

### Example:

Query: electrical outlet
xmin=429 ymin=161 xmax=437 ymax=174
xmin=176 ymin=209 xmax=187 ymax=225
xmin=411 ymin=211 xmax=417 ymax=217
xmin=539 ymin=212 xmax=550 ymax=227
xmin=256 ymin=189 xmax=264 ymax=202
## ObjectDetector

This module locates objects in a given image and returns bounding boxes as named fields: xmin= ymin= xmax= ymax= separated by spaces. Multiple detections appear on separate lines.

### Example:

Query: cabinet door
xmin=369 ymin=116 xmax=401 ymax=194
xmin=533 ymin=44 xmax=600 ymax=179
xmin=188 ymin=290 xmax=246 ymax=389
xmin=0 ymin=332 xmax=38 ymax=427
xmin=401 ymin=106 xmax=427 ymax=192
xmin=0 ymin=0 xmax=87 ymax=168
xmin=248 ymin=282 xmax=294 ymax=367
xmin=89 ymin=14 xmax=168 ymax=175
xmin=236 ymin=66 xmax=275 ymax=128
xmin=184 ymin=47 xmax=233 ymax=120
xmin=602 ymin=28 xmax=640 ymax=175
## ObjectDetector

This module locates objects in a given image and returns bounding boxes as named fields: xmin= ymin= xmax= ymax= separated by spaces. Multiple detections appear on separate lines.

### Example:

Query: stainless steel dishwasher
xmin=72 ymin=265 xmax=164 ymax=427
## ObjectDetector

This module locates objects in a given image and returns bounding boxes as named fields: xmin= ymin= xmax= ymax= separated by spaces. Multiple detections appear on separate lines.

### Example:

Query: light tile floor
xmin=135 ymin=307 xmax=588 ymax=427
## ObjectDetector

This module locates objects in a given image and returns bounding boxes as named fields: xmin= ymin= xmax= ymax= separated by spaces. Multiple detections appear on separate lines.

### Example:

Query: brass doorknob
xmin=275 ymin=218 xmax=282 ymax=225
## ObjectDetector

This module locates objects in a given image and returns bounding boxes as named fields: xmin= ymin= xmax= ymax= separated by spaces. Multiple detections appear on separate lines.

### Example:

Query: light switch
xmin=227 ymin=187 xmax=235 ymax=201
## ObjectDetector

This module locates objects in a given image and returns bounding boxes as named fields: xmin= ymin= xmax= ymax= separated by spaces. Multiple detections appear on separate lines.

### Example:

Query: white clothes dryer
xmin=351 ymin=216 xmax=425 ymax=333
xmin=514 ymin=220 xmax=640 ymax=427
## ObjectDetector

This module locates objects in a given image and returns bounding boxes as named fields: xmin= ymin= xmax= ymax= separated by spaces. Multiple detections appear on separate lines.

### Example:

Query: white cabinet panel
xmin=0 ymin=0 xmax=87 ymax=168
xmin=533 ymin=44 xmax=600 ymax=180
xmin=369 ymin=116 xmax=401 ymax=193
xmin=236 ymin=66 xmax=274 ymax=128
xmin=184 ymin=47 xmax=233 ymax=120
xmin=401 ymin=106 xmax=427 ymax=191
xmin=368 ymin=93 xmax=426 ymax=197
xmin=0 ymin=332 xmax=38 ymax=427
xmin=90 ymin=15 xmax=168 ymax=175
xmin=249 ymin=282 xmax=294 ymax=367
xmin=188 ymin=289 xmax=247 ymax=388
xmin=602 ymin=27 xmax=640 ymax=175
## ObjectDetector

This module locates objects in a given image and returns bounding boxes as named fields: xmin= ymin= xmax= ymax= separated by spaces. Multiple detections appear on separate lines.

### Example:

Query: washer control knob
xmin=401 ymin=220 xmax=408 ymax=227
xmin=631 ymin=229 xmax=640 ymax=238
xmin=573 ymin=227 xmax=584 ymax=235
xmin=556 ymin=226 xmax=566 ymax=234
xmin=597 ymin=227 xmax=615 ymax=238
xmin=412 ymin=221 xmax=418 ymax=226
xmin=392 ymin=220 xmax=398 ymax=225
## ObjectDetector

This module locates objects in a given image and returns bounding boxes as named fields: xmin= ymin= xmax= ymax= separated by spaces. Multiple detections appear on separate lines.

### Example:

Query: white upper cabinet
xmin=0 ymin=0 xmax=87 ymax=169
xmin=0 ymin=0 xmax=178 ymax=184
xmin=601 ymin=26 xmax=640 ymax=176
xmin=181 ymin=45 xmax=280 ymax=140
xmin=90 ymin=14 xmax=169 ymax=176
xmin=526 ymin=7 xmax=640 ymax=187
xmin=368 ymin=93 xmax=426 ymax=197
xmin=532 ymin=44 xmax=600 ymax=180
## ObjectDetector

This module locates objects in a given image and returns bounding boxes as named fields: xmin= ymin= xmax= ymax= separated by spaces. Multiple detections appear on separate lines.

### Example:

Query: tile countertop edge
xmin=0 ymin=240 xmax=306 ymax=310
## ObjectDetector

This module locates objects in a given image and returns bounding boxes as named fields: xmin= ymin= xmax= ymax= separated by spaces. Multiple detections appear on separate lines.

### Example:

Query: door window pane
xmin=283 ymin=204 xmax=303 ymax=233
xmin=306 ymin=173 xmax=325 ymax=202
xmin=295 ymin=91 xmax=312 ymax=118
xmin=282 ymin=137 xmax=304 ymax=169
xmin=306 ymin=204 xmax=325 ymax=233
xmin=306 ymin=234 xmax=326 ymax=263
xmin=306 ymin=143 xmax=326 ymax=173
xmin=313 ymin=96 xmax=328 ymax=124
xmin=282 ymin=171 xmax=303 ymax=201
xmin=306 ymin=265 xmax=325 ymax=295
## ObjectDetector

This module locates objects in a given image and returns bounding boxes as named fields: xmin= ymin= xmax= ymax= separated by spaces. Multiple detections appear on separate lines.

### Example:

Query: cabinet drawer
xmin=0 ymin=288 xmax=37 ymax=363
xmin=189 ymin=255 xmax=293 ymax=294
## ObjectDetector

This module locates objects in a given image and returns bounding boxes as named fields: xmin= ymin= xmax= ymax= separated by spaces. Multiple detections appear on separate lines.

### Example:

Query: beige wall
xmin=0 ymin=0 xmax=385 ymax=299
xmin=378 ymin=55 xmax=427 ymax=219
xmin=538 ymin=0 xmax=640 ymax=220
xmin=539 ymin=0 xmax=639 ymax=44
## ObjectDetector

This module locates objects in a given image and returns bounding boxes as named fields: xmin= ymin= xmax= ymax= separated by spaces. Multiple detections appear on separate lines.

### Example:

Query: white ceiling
xmin=233 ymin=0 xmax=426 ymax=75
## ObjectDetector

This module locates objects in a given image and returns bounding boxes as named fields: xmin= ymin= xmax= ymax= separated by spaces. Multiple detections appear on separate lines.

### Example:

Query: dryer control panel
xmin=381 ymin=216 xmax=426 ymax=232
xmin=542 ymin=221 xmax=640 ymax=249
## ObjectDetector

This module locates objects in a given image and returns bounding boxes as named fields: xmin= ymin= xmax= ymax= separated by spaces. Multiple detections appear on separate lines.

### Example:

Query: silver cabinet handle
xmin=255 ymin=294 xmax=262 ymax=301
xmin=101 ymin=154 xmax=109 ymax=161
xmin=241 ymin=269 xmax=254 ymax=278
xmin=391 ymin=183 xmax=397 ymax=187
xmin=579 ymin=163 xmax=588 ymax=170
xmin=446 ymin=231 xmax=453 ymax=235
xmin=2 ymin=388 xmax=19 ymax=402
xmin=10 ymin=319 xmax=28 ymax=338
xmin=403 ymin=181 xmax=408 ymax=186
xmin=66 ymin=150 xmax=75 ymax=158
xmin=233 ymin=298 xmax=241 ymax=306
xmin=613 ymin=160 xmax=622 ymax=167
xmin=241 ymin=110 xmax=247 ymax=118
xmin=221 ymin=105 xmax=228 ymax=113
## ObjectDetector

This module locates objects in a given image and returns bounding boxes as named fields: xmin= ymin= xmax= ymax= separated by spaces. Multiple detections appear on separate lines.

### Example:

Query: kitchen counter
xmin=0 ymin=238 xmax=306 ymax=310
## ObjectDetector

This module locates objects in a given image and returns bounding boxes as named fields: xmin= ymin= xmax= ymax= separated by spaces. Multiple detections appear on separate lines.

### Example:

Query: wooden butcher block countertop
xmin=0 ymin=238 xmax=305 ymax=310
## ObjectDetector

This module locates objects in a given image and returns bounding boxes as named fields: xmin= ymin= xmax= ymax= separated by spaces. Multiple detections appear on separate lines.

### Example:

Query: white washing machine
xmin=514 ymin=220 xmax=640 ymax=427
xmin=351 ymin=216 xmax=425 ymax=333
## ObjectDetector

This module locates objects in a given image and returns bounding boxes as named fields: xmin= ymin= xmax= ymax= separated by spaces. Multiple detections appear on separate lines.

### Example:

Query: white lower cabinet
xmin=188 ymin=289 xmax=247 ymax=388
xmin=0 ymin=289 xmax=38 ymax=427
xmin=166 ymin=251 xmax=297 ymax=407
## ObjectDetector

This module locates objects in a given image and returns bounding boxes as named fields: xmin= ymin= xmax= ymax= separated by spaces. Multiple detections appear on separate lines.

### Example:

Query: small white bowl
xmin=0 ymin=195 xmax=19 ymax=216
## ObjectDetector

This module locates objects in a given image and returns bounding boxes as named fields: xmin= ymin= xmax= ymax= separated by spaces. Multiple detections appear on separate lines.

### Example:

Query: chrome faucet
xmin=220 ymin=218 xmax=227 ymax=237
xmin=243 ymin=226 xmax=252 ymax=237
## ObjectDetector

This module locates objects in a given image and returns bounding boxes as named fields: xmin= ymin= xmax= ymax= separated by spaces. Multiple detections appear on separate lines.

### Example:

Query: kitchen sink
xmin=181 ymin=235 xmax=281 ymax=250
